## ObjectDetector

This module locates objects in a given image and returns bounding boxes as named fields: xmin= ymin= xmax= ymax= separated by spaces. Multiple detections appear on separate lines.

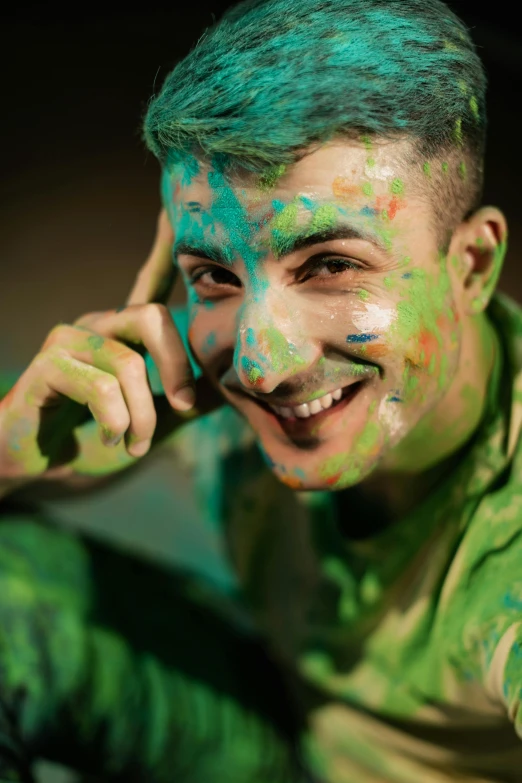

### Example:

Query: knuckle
xmin=32 ymin=350 xmax=51 ymax=372
xmin=141 ymin=302 xmax=170 ymax=329
xmin=43 ymin=323 xmax=69 ymax=348
xmin=120 ymin=352 xmax=147 ymax=382
xmin=92 ymin=375 xmax=120 ymax=400
xmin=73 ymin=310 xmax=103 ymax=328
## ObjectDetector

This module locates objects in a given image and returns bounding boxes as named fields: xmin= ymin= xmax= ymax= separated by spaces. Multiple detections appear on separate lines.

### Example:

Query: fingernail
xmin=128 ymin=439 xmax=151 ymax=458
xmin=172 ymin=385 xmax=196 ymax=410
xmin=101 ymin=431 xmax=122 ymax=447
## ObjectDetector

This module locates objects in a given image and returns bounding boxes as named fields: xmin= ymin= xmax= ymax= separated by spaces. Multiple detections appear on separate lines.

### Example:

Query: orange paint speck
xmin=363 ymin=342 xmax=389 ymax=359
xmin=281 ymin=475 xmax=303 ymax=489
xmin=333 ymin=176 xmax=359 ymax=200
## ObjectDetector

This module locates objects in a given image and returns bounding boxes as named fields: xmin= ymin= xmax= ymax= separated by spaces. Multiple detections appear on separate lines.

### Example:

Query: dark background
xmin=1 ymin=1 xmax=522 ymax=373
xmin=1 ymin=3 xmax=521 ymax=781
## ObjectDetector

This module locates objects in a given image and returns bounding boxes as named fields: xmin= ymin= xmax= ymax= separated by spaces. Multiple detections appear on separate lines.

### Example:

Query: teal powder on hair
xmin=146 ymin=0 xmax=487 ymax=240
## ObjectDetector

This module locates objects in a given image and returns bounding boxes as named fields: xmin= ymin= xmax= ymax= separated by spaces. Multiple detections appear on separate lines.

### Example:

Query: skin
xmin=0 ymin=212 xmax=202 ymax=499
xmin=165 ymin=138 xmax=507 ymax=518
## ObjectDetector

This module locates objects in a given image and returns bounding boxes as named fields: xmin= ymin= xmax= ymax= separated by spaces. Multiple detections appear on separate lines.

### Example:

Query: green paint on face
xmin=422 ymin=162 xmax=431 ymax=178
xmin=438 ymin=352 xmax=449 ymax=391
xmin=358 ymin=289 xmax=370 ymax=301
xmin=259 ymin=326 xmax=306 ymax=374
xmin=307 ymin=204 xmax=338 ymax=234
xmin=271 ymin=202 xmax=299 ymax=234
xmin=319 ymin=417 xmax=380 ymax=486
xmin=270 ymin=201 xmax=299 ymax=254
xmin=248 ymin=365 xmax=264 ymax=384
xmin=258 ymin=164 xmax=287 ymax=191
xmin=458 ymin=161 xmax=467 ymax=181
xmin=384 ymin=276 xmax=395 ymax=290
xmin=361 ymin=135 xmax=372 ymax=152
xmin=366 ymin=157 xmax=376 ymax=168
xmin=441 ymin=162 xmax=449 ymax=175
xmin=361 ymin=182 xmax=374 ymax=197
xmin=390 ymin=178 xmax=404 ymax=196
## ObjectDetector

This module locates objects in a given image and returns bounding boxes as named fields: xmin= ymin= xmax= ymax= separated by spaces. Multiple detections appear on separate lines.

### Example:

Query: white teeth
xmin=269 ymin=386 xmax=348 ymax=419
xmin=308 ymin=398 xmax=323 ymax=415
xmin=320 ymin=393 xmax=333 ymax=409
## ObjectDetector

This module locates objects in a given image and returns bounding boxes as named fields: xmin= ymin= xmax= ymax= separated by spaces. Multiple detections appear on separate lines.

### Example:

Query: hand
xmin=0 ymin=210 xmax=219 ymax=483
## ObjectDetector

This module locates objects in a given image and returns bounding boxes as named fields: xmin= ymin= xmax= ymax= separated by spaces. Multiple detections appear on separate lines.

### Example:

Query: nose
xmin=233 ymin=296 xmax=319 ymax=393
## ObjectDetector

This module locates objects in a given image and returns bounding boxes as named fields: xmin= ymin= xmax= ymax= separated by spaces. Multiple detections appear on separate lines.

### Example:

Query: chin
xmin=225 ymin=379 xmax=385 ymax=491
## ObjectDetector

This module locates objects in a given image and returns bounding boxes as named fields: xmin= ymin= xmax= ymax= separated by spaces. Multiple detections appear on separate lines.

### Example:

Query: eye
xmin=300 ymin=256 xmax=359 ymax=281
xmin=189 ymin=265 xmax=241 ymax=288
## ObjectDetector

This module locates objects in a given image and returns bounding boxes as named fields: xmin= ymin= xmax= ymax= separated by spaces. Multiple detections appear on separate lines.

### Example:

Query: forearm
xmin=0 ymin=513 xmax=305 ymax=781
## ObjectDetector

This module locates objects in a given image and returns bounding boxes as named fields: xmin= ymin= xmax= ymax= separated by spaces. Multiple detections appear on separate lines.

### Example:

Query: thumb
xmin=126 ymin=209 xmax=176 ymax=306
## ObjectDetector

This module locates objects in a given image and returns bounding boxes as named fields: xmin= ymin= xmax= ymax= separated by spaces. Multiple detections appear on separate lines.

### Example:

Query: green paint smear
xmin=390 ymin=178 xmax=404 ymax=196
xmin=248 ymin=366 xmax=264 ymax=384
xmin=260 ymin=326 xmax=306 ymax=374
xmin=87 ymin=335 xmax=104 ymax=351
xmin=307 ymin=204 xmax=337 ymax=234
xmin=423 ymin=162 xmax=431 ymax=178
xmin=454 ymin=118 xmax=463 ymax=146
xmin=358 ymin=289 xmax=370 ymax=301
xmin=258 ymin=163 xmax=286 ymax=191
xmin=470 ymin=95 xmax=479 ymax=121
xmin=361 ymin=182 xmax=374 ymax=197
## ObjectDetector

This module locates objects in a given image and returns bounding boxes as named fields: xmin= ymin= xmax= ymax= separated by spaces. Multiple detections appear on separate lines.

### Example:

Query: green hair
xmin=144 ymin=0 xmax=487 ymax=241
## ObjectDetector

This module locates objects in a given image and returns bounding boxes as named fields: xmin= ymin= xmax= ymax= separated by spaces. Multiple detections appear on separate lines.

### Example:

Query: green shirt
xmin=166 ymin=291 xmax=522 ymax=782
xmin=3 ymin=291 xmax=522 ymax=782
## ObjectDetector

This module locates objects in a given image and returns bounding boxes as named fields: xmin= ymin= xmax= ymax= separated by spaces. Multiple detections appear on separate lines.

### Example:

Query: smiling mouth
xmin=256 ymin=380 xmax=366 ymax=428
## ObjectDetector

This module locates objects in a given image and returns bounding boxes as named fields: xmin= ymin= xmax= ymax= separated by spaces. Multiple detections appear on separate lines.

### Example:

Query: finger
xmin=126 ymin=209 xmax=177 ymax=306
xmin=73 ymin=306 xmax=196 ymax=412
xmin=28 ymin=349 xmax=131 ymax=448
xmin=42 ymin=326 xmax=157 ymax=456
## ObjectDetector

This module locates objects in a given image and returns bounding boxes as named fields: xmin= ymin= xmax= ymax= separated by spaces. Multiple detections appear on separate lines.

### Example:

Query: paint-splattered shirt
xmin=2 ymin=292 xmax=522 ymax=782
xmin=166 ymin=292 xmax=522 ymax=782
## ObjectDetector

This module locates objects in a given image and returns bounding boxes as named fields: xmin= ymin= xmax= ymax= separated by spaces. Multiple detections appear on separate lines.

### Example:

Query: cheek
xmin=187 ymin=301 xmax=238 ymax=367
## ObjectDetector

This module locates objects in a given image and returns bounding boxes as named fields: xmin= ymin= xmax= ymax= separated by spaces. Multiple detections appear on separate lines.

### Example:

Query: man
xmin=0 ymin=0 xmax=519 ymax=780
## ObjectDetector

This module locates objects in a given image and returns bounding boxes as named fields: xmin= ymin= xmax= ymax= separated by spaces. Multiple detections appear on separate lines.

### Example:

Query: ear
xmin=447 ymin=206 xmax=508 ymax=315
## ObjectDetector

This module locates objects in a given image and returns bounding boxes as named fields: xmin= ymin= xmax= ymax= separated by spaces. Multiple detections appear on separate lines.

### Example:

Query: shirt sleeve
xmin=449 ymin=518 xmax=522 ymax=738
xmin=0 ymin=506 xmax=305 ymax=782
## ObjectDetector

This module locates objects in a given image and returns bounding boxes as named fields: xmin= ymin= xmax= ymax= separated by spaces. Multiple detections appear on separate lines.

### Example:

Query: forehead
xmin=166 ymin=139 xmax=417 ymax=205
xmin=164 ymin=139 xmax=435 ymax=259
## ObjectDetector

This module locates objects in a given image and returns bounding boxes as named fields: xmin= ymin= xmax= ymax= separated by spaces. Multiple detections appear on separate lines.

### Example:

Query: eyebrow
xmin=174 ymin=224 xmax=389 ymax=266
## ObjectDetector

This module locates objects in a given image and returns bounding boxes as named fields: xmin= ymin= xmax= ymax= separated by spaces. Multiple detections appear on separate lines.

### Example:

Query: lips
xmin=257 ymin=380 xmax=366 ymax=430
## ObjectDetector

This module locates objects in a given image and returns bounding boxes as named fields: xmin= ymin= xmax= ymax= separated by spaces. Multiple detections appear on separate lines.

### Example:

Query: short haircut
xmin=143 ymin=0 xmax=487 ymax=247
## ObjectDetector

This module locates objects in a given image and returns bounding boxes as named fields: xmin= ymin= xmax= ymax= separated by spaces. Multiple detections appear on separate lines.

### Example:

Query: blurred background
xmin=1 ymin=1 xmax=522 ymax=780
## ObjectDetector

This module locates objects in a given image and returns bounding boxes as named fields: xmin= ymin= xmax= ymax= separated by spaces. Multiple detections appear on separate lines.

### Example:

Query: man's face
xmin=165 ymin=140 xmax=463 ymax=490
